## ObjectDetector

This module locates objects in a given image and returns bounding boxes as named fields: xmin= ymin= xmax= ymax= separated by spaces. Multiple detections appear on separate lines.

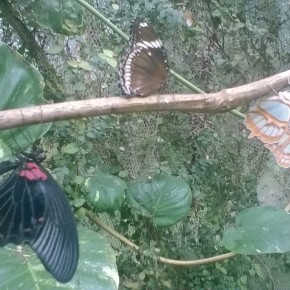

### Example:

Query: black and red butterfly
xmin=0 ymin=150 xmax=79 ymax=283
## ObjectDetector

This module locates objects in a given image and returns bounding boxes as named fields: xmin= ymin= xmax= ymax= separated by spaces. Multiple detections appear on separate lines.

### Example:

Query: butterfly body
xmin=0 ymin=153 xmax=79 ymax=283
xmin=244 ymin=91 xmax=290 ymax=168
xmin=119 ymin=18 xmax=169 ymax=97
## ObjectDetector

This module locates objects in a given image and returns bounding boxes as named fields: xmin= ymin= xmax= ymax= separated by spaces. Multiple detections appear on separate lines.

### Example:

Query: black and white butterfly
xmin=119 ymin=18 xmax=170 ymax=97
xmin=0 ymin=150 xmax=79 ymax=283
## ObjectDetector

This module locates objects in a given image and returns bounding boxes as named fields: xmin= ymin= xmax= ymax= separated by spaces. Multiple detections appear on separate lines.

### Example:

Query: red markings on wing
xmin=20 ymin=162 xmax=47 ymax=181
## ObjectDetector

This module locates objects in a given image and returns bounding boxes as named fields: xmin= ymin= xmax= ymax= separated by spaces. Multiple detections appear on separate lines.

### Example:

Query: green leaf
xmin=66 ymin=60 xmax=92 ymax=71
xmin=85 ymin=173 xmax=126 ymax=213
xmin=222 ymin=206 xmax=290 ymax=254
xmin=97 ymin=51 xmax=117 ymax=68
xmin=127 ymin=175 xmax=192 ymax=227
xmin=0 ymin=43 xmax=50 ymax=156
xmin=112 ymin=4 xmax=119 ymax=10
xmin=74 ymin=175 xmax=84 ymax=184
xmin=138 ymin=271 xmax=146 ymax=280
xmin=106 ymin=58 xmax=117 ymax=68
xmin=67 ymin=59 xmax=79 ymax=68
xmin=73 ymin=198 xmax=86 ymax=207
xmin=103 ymin=50 xmax=114 ymax=58
xmin=0 ymin=227 xmax=119 ymax=289
xmin=61 ymin=142 xmax=79 ymax=154
xmin=0 ymin=139 xmax=12 ymax=158
xmin=97 ymin=53 xmax=107 ymax=60
xmin=240 ymin=275 xmax=247 ymax=284
xmin=76 ymin=207 xmax=86 ymax=221
xmin=0 ymin=43 xmax=44 ymax=109
xmin=118 ymin=170 xmax=128 ymax=178
xmin=78 ymin=60 xmax=93 ymax=71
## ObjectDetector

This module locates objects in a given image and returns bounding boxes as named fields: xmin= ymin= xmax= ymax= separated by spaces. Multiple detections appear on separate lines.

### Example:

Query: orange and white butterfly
xmin=244 ymin=91 xmax=290 ymax=168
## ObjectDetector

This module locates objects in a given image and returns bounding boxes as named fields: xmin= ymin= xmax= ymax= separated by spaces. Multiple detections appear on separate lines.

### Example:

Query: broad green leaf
xmin=74 ymin=175 xmax=84 ymax=184
xmin=78 ymin=60 xmax=92 ymax=71
xmin=76 ymin=207 xmax=86 ymax=221
xmin=75 ymin=119 xmax=86 ymax=130
xmin=97 ymin=52 xmax=117 ymax=68
xmin=106 ymin=58 xmax=117 ymax=68
xmin=118 ymin=170 xmax=128 ymax=178
xmin=97 ymin=53 xmax=107 ymax=61
xmin=0 ymin=43 xmax=50 ymax=157
xmin=0 ymin=139 xmax=13 ymax=158
xmin=103 ymin=50 xmax=114 ymax=58
xmin=66 ymin=60 xmax=92 ymax=71
xmin=67 ymin=59 xmax=79 ymax=68
xmin=0 ymin=44 xmax=44 ymax=109
xmin=112 ymin=4 xmax=119 ymax=10
xmin=0 ymin=227 xmax=119 ymax=289
xmin=222 ymin=206 xmax=290 ymax=254
xmin=73 ymin=198 xmax=86 ymax=207
xmin=26 ymin=0 xmax=84 ymax=35
xmin=61 ymin=142 xmax=79 ymax=154
xmin=85 ymin=173 xmax=126 ymax=213
xmin=127 ymin=174 xmax=192 ymax=227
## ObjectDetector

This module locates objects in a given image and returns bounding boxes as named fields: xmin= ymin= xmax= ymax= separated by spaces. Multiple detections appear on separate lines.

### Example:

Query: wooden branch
xmin=0 ymin=70 xmax=289 ymax=130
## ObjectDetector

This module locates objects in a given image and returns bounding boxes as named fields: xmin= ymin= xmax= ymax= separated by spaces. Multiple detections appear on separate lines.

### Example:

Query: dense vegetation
xmin=0 ymin=0 xmax=290 ymax=289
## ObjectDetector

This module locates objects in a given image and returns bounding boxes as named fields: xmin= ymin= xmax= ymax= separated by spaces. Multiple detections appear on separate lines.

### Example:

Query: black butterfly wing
xmin=0 ymin=166 xmax=45 ymax=246
xmin=29 ymin=165 xmax=79 ymax=283
xmin=119 ymin=18 xmax=169 ymax=96
xmin=128 ymin=43 xmax=169 ymax=96
xmin=0 ymin=162 xmax=79 ymax=283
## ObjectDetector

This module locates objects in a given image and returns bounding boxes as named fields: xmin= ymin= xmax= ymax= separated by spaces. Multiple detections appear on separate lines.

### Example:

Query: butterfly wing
xmin=119 ymin=18 xmax=169 ymax=96
xmin=245 ymin=91 xmax=290 ymax=168
xmin=244 ymin=93 xmax=290 ymax=143
xmin=28 ymin=164 xmax=79 ymax=283
xmin=0 ymin=166 xmax=46 ymax=246
xmin=0 ymin=162 xmax=79 ymax=283
xmin=265 ymin=132 xmax=290 ymax=168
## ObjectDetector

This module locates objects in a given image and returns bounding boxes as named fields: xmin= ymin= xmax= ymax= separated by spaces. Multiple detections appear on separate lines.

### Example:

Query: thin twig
xmin=85 ymin=210 xmax=237 ymax=266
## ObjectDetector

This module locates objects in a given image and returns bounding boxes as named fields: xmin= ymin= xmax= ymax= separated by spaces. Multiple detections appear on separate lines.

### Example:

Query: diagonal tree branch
xmin=0 ymin=69 xmax=289 ymax=130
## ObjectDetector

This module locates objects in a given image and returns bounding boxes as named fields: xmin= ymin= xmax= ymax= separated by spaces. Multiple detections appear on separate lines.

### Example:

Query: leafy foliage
xmin=127 ymin=174 xmax=192 ymax=227
xmin=23 ymin=0 xmax=84 ymax=35
xmin=0 ymin=227 xmax=118 ymax=289
xmin=85 ymin=173 xmax=126 ymax=212
xmin=0 ymin=43 xmax=50 ymax=156
xmin=223 ymin=206 xmax=290 ymax=254
xmin=0 ymin=0 xmax=290 ymax=289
